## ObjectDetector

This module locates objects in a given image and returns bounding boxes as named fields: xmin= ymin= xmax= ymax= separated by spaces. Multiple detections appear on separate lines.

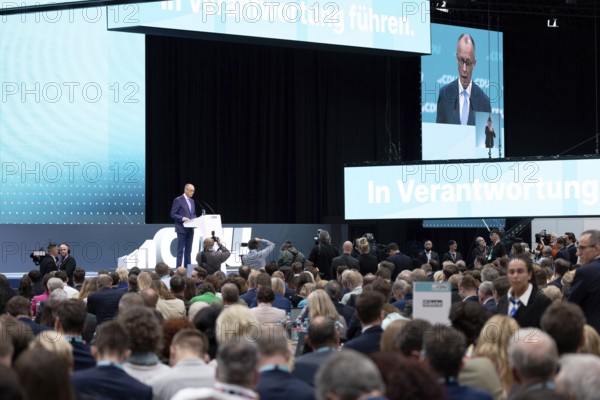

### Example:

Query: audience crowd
xmin=0 ymin=229 xmax=599 ymax=400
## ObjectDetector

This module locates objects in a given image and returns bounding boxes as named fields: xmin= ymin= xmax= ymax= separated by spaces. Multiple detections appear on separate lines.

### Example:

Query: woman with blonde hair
xmin=475 ymin=315 xmax=519 ymax=398
xmin=154 ymin=280 xmax=186 ymax=319
xmin=76 ymin=277 xmax=98 ymax=302
xmin=297 ymin=289 xmax=347 ymax=339
xmin=136 ymin=271 xmax=154 ymax=291
xmin=357 ymin=237 xmax=378 ymax=276
xmin=581 ymin=324 xmax=600 ymax=357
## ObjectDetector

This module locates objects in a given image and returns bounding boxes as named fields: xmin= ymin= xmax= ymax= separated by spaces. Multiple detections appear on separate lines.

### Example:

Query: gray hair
xmin=392 ymin=279 xmax=411 ymax=296
xmin=49 ymin=288 xmax=68 ymax=302
xmin=556 ymin=354 xmax=600 ymax=400
xmin=508 ymin=328 xmax=558 ymax=381
xmin=47 ymin=277 xmax=64 ymax=292
xmin=216 ymin=340 xmax=258 ymax=388
xmin=582 ymin=229 xmax=600 ymax=246
xmin=478 ymin=281 xmax=494 ymax=297
xmin=315 ymin=350 xmax=384 ymax=400
xmin=481 ymin=267 xmax=499 ymax=282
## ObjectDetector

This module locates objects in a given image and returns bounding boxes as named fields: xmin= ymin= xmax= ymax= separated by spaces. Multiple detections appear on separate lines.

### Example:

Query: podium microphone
xmin=196 ymin=199 xmax=216 ymax=215
xmin=193 ymin=199 xmax=206 ymax=216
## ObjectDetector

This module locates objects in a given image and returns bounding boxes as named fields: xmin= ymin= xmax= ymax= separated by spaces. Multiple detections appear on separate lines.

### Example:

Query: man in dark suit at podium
xmin=171 ymin=183 xmax=197 ymax=268
xmin=436 ymin=33 xmax=491 ymax=126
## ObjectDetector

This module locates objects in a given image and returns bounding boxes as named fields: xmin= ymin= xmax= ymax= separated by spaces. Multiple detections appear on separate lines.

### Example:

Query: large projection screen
xmin=421 ymin=23 xmax=504 ymax=160
xmin=345 ymin=158 xmax=600 ymax=220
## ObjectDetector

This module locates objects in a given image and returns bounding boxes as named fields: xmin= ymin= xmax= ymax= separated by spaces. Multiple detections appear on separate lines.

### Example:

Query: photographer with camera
xmin=242 ymin=238 xmax=275 ymax=270
xmin=39 ymin=243 xmax=59 ymax=277
xmin=196 ymin=234 xmax=231 ymax=275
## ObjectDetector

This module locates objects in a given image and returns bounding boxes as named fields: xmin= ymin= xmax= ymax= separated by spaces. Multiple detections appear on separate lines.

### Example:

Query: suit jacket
xmin=568 ymin=258 xmax=600 ymax=333
xmin=39 ymin=255 xmax=58 ymax=276
xmin=489 ymin=242 xmax=506 ymax=261
xmin=357 ymin=253 xmax=378 ymax=276
xmin=330 ymin=254 xmax=360 ymax=276
xmin=87 ymin=287 xmax=126 ymax=325
xmin=17 ymin=316 xmax=50 ymax=336
xmin=343 ymin=325 xmax=383 ymax=355
xmin=241 ymin=288 xmax=257 ymax=307
xmin=463 ymin=295 xmax=479 ymax=303
xmin=555 ymin=248 xmax=570 ymax=262
xmin=68 ymin=338 xmax=96 ymax=371
xmin=72 ymin=364 xmax=152 ymax=400
xmin=443 ymin=252 xmax=463 ymax=263
xmin=567 ymin=243 xmax=578 ymax=265
xmin=416 ymin=250 xmax=440 ymax=266
xmin=482 ymin=298 xmax=498 ymax=314
xmin=387 ymin=252 xmax=413 ymax=280
xmin=292 ymin=348 xmax=337 ymax=386
xmin=58 ymin=255 xmax=77 ymax=285
xmin=334 ymin=301 xmax=355 ymax=326
xmin=171 ymin=194 xmax=196 ymax=234
xmin=257 ymin=369 xmax=315 ymax=400
xmin=250 ymin=303 xmax=286 ymax=326
xmin=445 ymin=382 xmax=493 ymax=400
xmin=436 ymin=79 xmax=492 ymax=125
xmin=497 ymin=287 xmax=552 ymax=328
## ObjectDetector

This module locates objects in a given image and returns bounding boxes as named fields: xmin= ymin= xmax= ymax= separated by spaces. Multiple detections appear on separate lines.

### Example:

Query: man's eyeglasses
xmin=457 ymin=57 xmax=474 ymax=68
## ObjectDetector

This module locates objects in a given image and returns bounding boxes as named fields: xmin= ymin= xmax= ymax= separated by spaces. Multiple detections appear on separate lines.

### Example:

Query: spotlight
xmin=547 ymin=18 xmax=558 ymax=28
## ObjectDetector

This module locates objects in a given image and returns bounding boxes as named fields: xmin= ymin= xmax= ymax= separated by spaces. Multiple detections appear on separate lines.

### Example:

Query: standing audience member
xmin=567 ymin=229 xmax=600 ymax=333
xmin=308 ymin=230 xmax=339 ymax=281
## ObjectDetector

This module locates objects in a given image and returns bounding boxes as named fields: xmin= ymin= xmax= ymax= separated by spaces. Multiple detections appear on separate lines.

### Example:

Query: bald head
xmin=342 ymin=241 xmax=353 ymax=254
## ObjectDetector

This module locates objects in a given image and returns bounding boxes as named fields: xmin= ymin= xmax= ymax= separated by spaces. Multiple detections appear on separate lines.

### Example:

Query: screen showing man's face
xmin=457 ymin=38 xmax=476 ymax=90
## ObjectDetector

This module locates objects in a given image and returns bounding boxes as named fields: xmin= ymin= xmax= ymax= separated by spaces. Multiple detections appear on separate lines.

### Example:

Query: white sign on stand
xmin=413 ymin=282 xmax=452 ymax=325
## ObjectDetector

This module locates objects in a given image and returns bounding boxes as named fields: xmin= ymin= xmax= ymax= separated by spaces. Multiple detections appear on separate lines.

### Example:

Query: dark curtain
xmin=146 ymin=36 xmax=421 ymax=224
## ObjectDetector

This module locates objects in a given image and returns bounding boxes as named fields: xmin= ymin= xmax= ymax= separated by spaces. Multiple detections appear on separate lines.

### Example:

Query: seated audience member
xmin=140 ymin=288 xmax=159 ymax=309
xmin=371 ymin=352 xmax=445 ymax=400
xmin=581 ymin=324 xmax=600 ymax=356
xmin=391 ymin=279 xmax=412 ymax=312
xmin=29 ymin=330 xmax=74 ymax=372
xmin=56 ymin=271 xmax=79 ymax=299
xmin=474 ymin=315 xmax=519 ymax=398
xmin=449 ymin=301 xmax=491 ymax=351
xmin=315 ymin=350 xmax=385 ymax=400
xmin=540 ymin=301 xmax=586 ymax=356
xmin=77 ymin=277 xmax=98 ymax=302
xmin=555 ymin=354 xmax=600 ymax=400
xmin=29 ymin=269 xmax=44 ymax=296
xmin=31 ymin=275 xmax=59 ymax=317
xmin=53 ymin=299 xmax=96 ymax=371
xmin=148 ymin=329 xmax=215 ymax=400
xmin=160 ymin=317 xmax=194 ymax=362
xmin=14 ymin=348 xmax=77 ymax=400
xmin=423 ymin=325 xmax=492 ymax=400
xmin=341 ymin=271 xmax=363 ymax=305
xmin=343 ymin=291 xmax=385 ymax=355
xmin=256 ymin=327 xmax=315 ymax=400
xmin=71 ymin=321 xmax=152 ymax=400
xmin=270 ymin=277 xmax=293 ymax=314
xmin=459 ymin=275 xmax=480 ymax=303
xmin=323 ymin=280 xmax=354 ymax=326
xmin=72 ymin=268 xmax=86 ymax=291
xmin=240 ymin=270 xmax=260 ymax=306
xmin=478 ymin=281 xmax=497 ymax=313
xmin=190 ymin=282 xmax=219 ymax=305
xmin=119 ymin=306 xmax=170 ymax=383
xmin=293 ymin=316 xmax=340 ymax=387
xmin=118 ymin=292 xmax=145 ymax=316
xmin=17 ymin=276 xmax=33 ymax=301
xmin=87 ymin=274 xmax=125 ymax=325
xmin=387 ymin=319 xmax=431 ymax=358
xmin=172 ymin=340 xmax=260 ymax=400
xmin=155 ymin=281 xmax=186 ymax=319
xmin=220 ymin=282 xmax=242 ymax=307
xmin=0 ymin=315 xmax=33 ymax=365
xmin=5 ymin=295 xmax=49 ymax=336
xmin=170 ymin=275 xmax=191 ymax=314
xmin=215 ymin=304 xmax=260 ymax=344
xmin=192 ymin=304 xmax=221 ymax=361
xmin=507 ymin=328 xmax=558 ymax=397
xmin=249 ymin=286 xmax=285 ymax=327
